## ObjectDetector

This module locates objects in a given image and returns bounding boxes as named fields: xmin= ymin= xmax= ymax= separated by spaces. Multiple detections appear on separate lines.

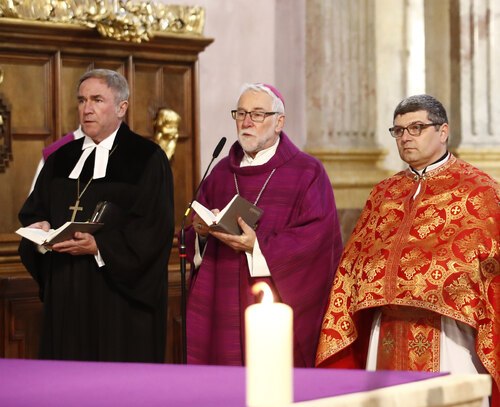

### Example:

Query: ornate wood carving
xmin=0 ymin=2 xmax=205 ymax=43
xmin=0 ymin=90 xmax=11 ymax=172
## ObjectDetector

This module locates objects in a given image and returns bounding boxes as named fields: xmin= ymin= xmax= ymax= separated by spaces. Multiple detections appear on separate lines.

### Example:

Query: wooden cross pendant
xmin=69 ymin=199 xmax=83 ymax=222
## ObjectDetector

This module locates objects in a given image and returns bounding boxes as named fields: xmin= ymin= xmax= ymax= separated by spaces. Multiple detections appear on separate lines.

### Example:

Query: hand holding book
xmin=191 ymin=195 xmax=263 ymax=236
xmin=15 ymin=201 xmax=120 ymax=248
xmin=16 ymin=221 xmax=103 ymax=248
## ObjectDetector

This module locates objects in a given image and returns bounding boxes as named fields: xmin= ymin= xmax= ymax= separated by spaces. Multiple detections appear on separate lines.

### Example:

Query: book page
xmin=192 ymin=195 xmax=239 ymax=225
xmin=16 ymin=222 xmax=102 ymax=246
xmin=191 ymin=195 xmax=262 ymax=235
xmin=15 ymin=227 xmax=52 ymax=245
xmin=211 ymin=195 xmax=263 ymax=235
xmin=191 ymin=201 xmax=217 ymax=225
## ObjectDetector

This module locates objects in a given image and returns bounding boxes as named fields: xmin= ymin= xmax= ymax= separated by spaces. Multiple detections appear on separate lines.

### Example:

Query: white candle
xmin=245 ymin=282 xmax=293 ymax=407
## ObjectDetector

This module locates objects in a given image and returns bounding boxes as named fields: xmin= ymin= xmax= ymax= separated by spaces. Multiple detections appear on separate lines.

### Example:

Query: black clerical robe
xmin=18 ymin=123 xmax=174 ymax=363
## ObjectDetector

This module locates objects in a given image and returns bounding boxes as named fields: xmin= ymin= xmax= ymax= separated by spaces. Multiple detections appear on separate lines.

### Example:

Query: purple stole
xmin=42 ymin=132 xmax=75 ymax=161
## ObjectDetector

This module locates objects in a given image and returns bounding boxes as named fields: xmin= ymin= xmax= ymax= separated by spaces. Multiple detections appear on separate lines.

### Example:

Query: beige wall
xmin=168 ymin=0 xmax=500 ymax=185
xmin=166 ymin=0 xmax=306 ymax=175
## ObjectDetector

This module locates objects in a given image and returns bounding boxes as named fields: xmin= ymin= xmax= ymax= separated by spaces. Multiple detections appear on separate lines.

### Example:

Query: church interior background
xmin=0 ymin=0 xmax=498 ymax=362
xmin=175 ymin=0 xmax=500 ymax=240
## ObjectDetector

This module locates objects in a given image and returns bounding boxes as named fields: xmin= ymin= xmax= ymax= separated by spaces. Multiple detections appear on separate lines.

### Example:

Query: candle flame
xmin=251 ymin=282 xmax=274 ymax=304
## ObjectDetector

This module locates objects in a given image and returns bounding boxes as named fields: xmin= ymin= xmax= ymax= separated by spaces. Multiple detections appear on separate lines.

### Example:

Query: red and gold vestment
xmin=316 ymin=155 xmax=499 ymax=403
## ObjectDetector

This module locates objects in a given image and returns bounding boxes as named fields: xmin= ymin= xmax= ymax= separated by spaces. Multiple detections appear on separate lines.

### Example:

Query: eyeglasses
xmin=231 ymin=109 xmax=279 ymax=123
xmin=389 ymin=122 xmax=443 ymax=138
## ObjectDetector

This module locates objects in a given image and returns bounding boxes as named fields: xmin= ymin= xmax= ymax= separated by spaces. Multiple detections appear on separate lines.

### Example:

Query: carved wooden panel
xmin=0 ymin=55 xmax=54 ymax=233
xmin=0 ymin=95 xmax=11 ymax=172
xmin=0 ymin=272 xmax=42 ymax=359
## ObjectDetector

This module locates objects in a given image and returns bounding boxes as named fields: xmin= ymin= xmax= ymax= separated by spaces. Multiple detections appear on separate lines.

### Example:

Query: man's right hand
xmin=28 ymin=221 xmax=51 ymax=231
xmin=192 ymin=213 xmax=210 ymax=238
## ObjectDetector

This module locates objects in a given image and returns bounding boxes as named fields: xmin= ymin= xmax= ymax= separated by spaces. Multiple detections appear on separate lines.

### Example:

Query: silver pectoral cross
xmin=69 ymin=199 xmax=83 ymax=222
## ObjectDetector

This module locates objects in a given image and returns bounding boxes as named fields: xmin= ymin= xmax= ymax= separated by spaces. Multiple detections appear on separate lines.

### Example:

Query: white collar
xmin=240 ymin=137 xmax=280 ymax=167
xmin=68 ymin=127 xmax=119 ymax=179
xmin=73 ymin=125 xmax=85 ymax=139
xmin=411 ymin=152 xmax=450 ymax=176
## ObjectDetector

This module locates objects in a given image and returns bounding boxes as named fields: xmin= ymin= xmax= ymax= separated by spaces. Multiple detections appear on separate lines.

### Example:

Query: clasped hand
xmin=192 ymin=212 xmax=256 ymax=252
xmin=27 ymin=221 xmax=98 ymax=256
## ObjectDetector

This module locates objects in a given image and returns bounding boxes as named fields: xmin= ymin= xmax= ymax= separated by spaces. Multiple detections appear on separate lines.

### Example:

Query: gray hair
xmin=237 ymin=83 xmax=285 ymax=114
xmin=393 ymin=94 xmax=448 ymax=124
xmin=77 ymin=69 xmax=129 ymax=104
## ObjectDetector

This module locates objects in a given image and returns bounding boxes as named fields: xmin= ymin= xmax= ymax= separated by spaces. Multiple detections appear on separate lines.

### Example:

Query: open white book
xmin=191 ymin=194 xmax=263 ymax=235
xmin=16 ymin=222 xmax=103 ymax=247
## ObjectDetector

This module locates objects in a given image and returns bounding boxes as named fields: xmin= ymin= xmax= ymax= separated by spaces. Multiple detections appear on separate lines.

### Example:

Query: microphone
xmin=178 ymin=136 xmax=226 ymax=364
xmin=185 ymin=137 xmax=226 ymax=217
xmin=212 ymin=136 xmax=226 ymax=158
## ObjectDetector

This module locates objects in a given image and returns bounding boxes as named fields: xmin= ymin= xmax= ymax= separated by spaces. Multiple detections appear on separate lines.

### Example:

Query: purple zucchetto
xmin=259 ymin=83 xmax=285 ymax=107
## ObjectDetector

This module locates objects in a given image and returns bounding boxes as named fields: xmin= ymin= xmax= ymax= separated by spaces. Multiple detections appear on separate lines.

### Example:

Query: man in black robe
xmin=18 ymin=69 xmax=174 ymax=363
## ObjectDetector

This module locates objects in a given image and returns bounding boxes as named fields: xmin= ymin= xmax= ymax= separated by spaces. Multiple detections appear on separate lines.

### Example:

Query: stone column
xmin=449 ymin=0 xmax=500 ymax=181
xmin=305 ymin=0 xmax=408 ymax=240
xmin=305 ymin=0 xmax=390 ymax=208
xmin=305 ymin=0 xmax=499 ymax=242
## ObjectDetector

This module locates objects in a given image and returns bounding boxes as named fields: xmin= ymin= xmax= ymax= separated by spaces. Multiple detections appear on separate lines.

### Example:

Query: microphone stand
xmin=178 ymin=219 xmax=188 ymax=364
xmin=178 ymin=137 xmax=226 ymax=364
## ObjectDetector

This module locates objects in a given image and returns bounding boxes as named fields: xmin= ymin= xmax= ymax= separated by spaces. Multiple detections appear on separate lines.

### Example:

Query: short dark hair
xmin=393 ymin=94 xmax=448 ymax=124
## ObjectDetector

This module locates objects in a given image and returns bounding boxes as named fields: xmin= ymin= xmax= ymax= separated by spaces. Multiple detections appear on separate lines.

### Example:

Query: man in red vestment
xmin=185 ymin=83 xmax=343 ymax=367
xmin=316 ymin=94 xmax=500 ymax=406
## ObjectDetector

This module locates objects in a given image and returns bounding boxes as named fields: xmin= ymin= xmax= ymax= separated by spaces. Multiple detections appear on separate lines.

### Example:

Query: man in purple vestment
xmin=185 ymin=83 xmax=343 ymax=367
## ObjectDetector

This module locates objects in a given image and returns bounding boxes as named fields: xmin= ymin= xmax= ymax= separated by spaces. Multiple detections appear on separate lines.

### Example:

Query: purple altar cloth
xmin=0 ymin=358 xmax=446 ymax=406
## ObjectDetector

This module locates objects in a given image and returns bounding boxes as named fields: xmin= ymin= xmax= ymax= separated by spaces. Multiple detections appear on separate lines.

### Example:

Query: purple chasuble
xmin=185 ymin=132 xmax=343 ymax=367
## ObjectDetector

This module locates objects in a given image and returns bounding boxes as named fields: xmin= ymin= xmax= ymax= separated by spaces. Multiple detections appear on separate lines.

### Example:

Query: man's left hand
xmin=210 ymin=217 xmax=256 ymax=252
xmin=51 ymin=232 xmax=98 ymax=256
